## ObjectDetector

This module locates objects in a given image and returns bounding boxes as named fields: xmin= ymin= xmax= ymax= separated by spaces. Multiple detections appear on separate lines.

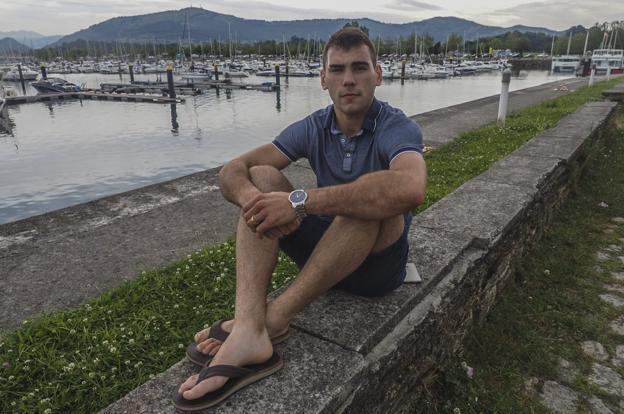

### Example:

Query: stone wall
xmin=342 ymin=101 xmax=618 ymax=412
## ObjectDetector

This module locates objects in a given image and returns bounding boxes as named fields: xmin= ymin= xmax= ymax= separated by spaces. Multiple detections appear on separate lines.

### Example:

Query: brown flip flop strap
xmin=196 ymin=364 xmax=253 ymax=385
xmin=208 ymin=319 xmax=229 ymax=343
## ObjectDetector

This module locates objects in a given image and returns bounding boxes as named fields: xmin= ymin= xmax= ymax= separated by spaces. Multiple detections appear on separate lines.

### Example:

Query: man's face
xmin=321 ymin=44 xmax=382 ymax=118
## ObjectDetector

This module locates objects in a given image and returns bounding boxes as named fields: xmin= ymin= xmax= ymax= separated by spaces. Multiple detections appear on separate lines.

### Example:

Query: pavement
xmin=0 ymin=75 xmax=604 ymax=331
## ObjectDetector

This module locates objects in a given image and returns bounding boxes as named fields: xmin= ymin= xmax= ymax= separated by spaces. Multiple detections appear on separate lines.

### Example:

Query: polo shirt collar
xmin=324 ymin=97 xmax=383 ymax=135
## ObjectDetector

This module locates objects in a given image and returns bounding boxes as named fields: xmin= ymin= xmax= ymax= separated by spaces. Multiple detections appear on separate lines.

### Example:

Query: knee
xmin=332 ymin=215 xmax=381 ymax=233
xmin=249 ymin=165 xmax=291 ymax=193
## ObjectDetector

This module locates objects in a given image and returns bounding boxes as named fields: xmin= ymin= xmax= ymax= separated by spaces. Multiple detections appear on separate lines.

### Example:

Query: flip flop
xmin=186 ymin=319 xmax=290 ymax=366
xmin=173 ymin=351 xmax=283 ymax=411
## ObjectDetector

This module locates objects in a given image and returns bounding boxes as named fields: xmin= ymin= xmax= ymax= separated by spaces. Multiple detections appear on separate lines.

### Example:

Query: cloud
xmin=384 ymin=0 xmax=444 ymax=12
xmin=473 ymin=0 xmax=624 ymax=30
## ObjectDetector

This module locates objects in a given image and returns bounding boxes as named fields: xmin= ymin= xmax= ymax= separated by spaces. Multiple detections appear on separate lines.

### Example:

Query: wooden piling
xmin=17 ymin=64 xmax=26 ymax=94
xmin=166 ymin=65 xmax=176 ymax=99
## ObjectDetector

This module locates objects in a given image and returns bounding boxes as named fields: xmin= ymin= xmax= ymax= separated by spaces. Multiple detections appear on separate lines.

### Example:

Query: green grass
xmin=419 ymin=77 xmax=623 ymax=212
xmin=419 ymin=108 xmax=624 ymax=413
xmin=0 ymin=77 xmax=623 ymax=413
xmin=0 ymin=243 xmax=298 ymax=413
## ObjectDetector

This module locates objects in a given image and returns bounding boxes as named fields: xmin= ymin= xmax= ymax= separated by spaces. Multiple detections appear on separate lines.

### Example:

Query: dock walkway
xmin=4 ymin=91 xmax=184 ymax=105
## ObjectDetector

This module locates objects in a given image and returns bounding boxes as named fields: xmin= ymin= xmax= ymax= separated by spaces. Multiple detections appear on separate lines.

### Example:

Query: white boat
xmin=551 ymin=55 xmax=581 ymax=73
xmin=223 ymin=70 xmax=249 ymax=78
xmin=381 ymin=61 xmax=401 ymax=80
xmin=591 ymin=49 xmax=624 ymax=74
xmin=180 ymin=71 xmax=213 ymax=81
xmin=2 ymin=66 xmax=39 ymax=81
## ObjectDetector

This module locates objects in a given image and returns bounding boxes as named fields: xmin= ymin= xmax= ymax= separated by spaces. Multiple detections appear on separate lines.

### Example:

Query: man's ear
xmin=375 ymin=64 xmax=382 ymax=86
xmin=320 ymin=69 xmax=327 ymax=90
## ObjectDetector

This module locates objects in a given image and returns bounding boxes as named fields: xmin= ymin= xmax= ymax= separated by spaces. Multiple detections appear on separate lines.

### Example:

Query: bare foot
xmin=194 ymin=320 xmax=235 ymax=357
xmin=179 ymin=325 xmax=273 ymax=399
xmin=194 ymin=315 xmax=289 ymax=357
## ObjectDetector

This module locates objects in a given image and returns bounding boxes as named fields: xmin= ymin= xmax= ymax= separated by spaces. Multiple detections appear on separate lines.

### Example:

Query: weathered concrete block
xmin=473 ymin=154 xmax=565 ymax=193
xmin=414 ymin=179 xmax=533 ymax=249
xmin=99 ymin=330 xmax=365 ymax=414
xmin=290 ymin=226 xmax=475 ymax=353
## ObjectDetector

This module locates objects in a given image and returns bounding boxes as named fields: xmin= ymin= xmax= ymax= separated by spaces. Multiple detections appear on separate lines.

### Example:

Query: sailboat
xmin=591 ymin=27 xmax=623 ymax=74
xmin=551 ymin=31 xmax=581 ymax=73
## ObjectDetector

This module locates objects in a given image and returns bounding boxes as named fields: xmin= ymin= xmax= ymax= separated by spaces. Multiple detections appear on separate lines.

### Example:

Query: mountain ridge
xmin=52 ymin=7 xmax=563 ymax=46
xmin=0 ymin=31 xmax=63 ymax=48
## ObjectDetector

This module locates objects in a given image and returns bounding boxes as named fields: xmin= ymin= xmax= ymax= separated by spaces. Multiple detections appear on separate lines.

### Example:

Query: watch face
xmin=290 ymin=190 xmax=306 ymax=203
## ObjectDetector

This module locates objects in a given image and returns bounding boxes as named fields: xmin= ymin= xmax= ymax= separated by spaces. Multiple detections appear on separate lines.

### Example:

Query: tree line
xmin=15 ymin=20 xmax=624 ymax=61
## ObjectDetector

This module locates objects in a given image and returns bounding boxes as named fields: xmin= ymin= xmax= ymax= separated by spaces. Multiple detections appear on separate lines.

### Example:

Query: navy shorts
xmin=278 ymin=214 xmax=411 ymax=297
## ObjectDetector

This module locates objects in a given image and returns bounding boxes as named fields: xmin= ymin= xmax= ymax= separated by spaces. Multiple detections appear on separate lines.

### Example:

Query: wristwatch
xmin=288 ymin=189 xmax=308 ymax=219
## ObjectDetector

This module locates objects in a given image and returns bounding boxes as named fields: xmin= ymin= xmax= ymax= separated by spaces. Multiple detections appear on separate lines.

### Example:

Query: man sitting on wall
xmin=174 ymin=27 xmax=427 ymax=411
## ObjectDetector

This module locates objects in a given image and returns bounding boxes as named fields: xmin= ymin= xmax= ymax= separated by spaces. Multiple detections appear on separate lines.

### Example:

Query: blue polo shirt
xmin=272 ymin=98 xmax=423 ymax=189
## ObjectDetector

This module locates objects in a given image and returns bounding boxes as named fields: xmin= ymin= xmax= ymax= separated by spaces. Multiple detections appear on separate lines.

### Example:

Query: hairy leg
xmin=180 ymin=166 xmax=293 ymax=399
xmin=196 ymin=165 xmax=294 ymax=356
xmin=267 ymin=213 xmax=404 ymax=330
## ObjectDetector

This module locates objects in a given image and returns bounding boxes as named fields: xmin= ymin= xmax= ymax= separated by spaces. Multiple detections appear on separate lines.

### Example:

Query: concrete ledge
xmin=603 ymin=83 xmax=624 ymax=101
xmin=99 ymin=102 xmax=619 ymax=412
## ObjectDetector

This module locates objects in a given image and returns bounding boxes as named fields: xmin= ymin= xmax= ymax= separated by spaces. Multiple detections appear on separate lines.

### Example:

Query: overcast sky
xmin=1 ymin=0 xmax=622 ymax=36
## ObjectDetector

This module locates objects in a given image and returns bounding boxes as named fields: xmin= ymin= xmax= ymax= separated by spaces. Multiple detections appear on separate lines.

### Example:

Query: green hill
xmin=53 ymin=7 xmax=559 ymax=45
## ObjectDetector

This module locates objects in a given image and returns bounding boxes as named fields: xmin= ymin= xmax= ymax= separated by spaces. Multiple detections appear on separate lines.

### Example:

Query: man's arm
xmin=219 ymin=143 xmax=292 ymax=207
xmin=244 ymin=152 xmax=426 ymax=235
xmin=306 ymin=152 xmax=426 ymax=220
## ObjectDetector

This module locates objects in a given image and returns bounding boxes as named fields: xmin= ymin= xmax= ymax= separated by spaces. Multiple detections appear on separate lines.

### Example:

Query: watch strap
xmin=294 ymin=204 xmax=307 ymax=219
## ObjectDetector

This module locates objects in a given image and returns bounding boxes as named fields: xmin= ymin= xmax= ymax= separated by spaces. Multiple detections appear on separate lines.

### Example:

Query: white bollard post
xmin=588 ymin=65 xmax=596 ymax=87
xmin=497 ymin=68 xmax=512 ymax=127
xmin=607 ymin=66 xmax=612 ymax=81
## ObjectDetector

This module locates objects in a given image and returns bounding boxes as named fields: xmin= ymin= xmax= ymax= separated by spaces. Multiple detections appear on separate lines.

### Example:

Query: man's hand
xmin=242 ymin=192 xmax=300 ymax=239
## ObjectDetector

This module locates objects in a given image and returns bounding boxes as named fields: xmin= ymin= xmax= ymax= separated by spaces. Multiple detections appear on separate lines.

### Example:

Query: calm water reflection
xmin=0 ymin=70 xmax=573 ymax=224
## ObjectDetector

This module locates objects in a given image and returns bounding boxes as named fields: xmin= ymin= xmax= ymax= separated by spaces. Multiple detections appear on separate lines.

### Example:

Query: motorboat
xmin=31 ymin=77 xmax=81 ymax=93
xmin=222 ymin=69 xmax=249 ymax=78
xmin=2 ymin=65 xmax=39 ymax=81
xmin=591 ymin=49 xmax=624 ymax=74
xmin=551 ymin=55 xmax=582 ymax=73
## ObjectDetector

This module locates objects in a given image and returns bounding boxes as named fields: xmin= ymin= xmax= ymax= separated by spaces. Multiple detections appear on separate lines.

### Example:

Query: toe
xmin=178 ymin=374 xmax=199 ymax=394
xmin=202 ymin=341 xmax=222 ymax=356
xmin=182 ymin=377 xmax=227 ymax=400
xmin=194 ymin=328 xmax=210 ymax=343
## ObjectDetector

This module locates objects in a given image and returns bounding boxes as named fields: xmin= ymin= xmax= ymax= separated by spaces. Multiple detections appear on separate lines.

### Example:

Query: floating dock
xmin=100 ymin=80 xmax=279 ymax=94
xmin=4 ymin=91 xmax=184 ymax=106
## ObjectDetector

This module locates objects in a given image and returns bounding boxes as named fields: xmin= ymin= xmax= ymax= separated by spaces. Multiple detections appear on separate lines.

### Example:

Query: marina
xmin=0 ymin=70 xmax=576 ymax=224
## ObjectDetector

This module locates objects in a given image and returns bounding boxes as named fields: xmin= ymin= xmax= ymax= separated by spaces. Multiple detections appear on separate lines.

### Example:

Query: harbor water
xmin=0 ymin=70 xmax=573 ymax=224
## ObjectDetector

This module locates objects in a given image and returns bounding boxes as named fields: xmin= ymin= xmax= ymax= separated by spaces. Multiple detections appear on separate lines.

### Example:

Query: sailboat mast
xmin=566 ymin=31 xmax=572 ymax=55
xmin=414 ymin=32 xmax=417 ymax=60
xmin=187 ymin=11 xmax=192 ymax=64
xmin=228 ymin=22 xmax=232 ymax=58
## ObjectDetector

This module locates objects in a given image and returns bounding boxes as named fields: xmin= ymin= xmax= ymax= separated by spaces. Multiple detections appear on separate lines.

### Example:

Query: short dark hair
xmin=322 ymin=28 xmax=377 ymax=68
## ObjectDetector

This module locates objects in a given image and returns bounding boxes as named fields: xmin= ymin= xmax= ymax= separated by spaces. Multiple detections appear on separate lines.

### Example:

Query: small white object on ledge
xmin=404 ymin=262 xmax=422 ymax=283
